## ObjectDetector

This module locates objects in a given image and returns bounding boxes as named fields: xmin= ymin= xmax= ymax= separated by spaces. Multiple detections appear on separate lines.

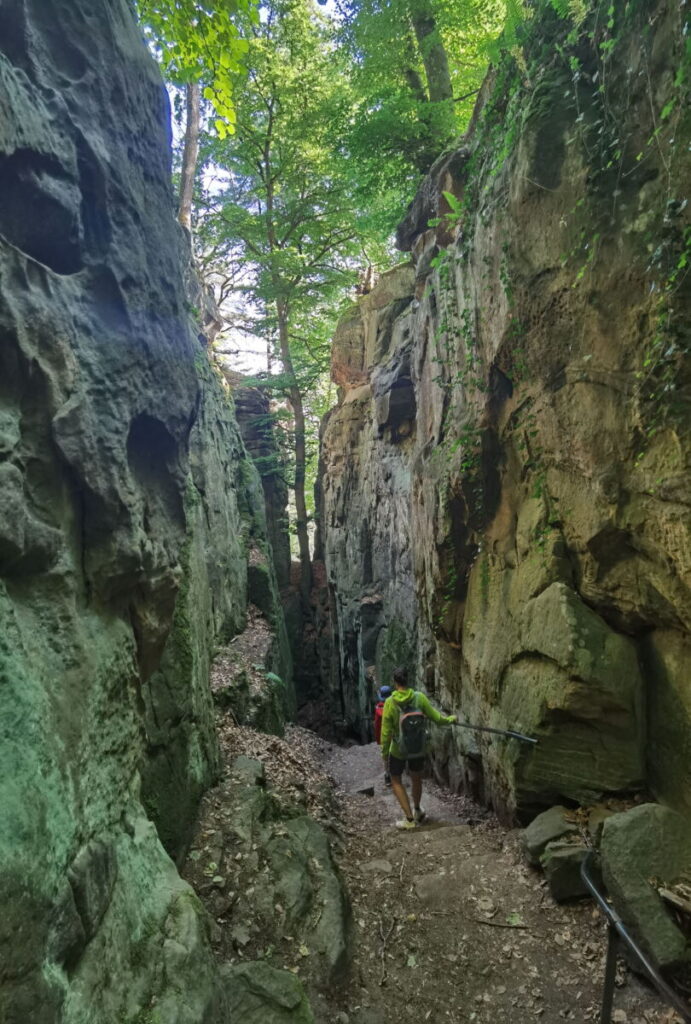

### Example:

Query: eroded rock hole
xmin=126 ymin=413 xmax=184 ymax=531
xmin=76 ymin=138 xmax=111 ymax=258
xmin=0 ymin=149 xmax=84 ymax=274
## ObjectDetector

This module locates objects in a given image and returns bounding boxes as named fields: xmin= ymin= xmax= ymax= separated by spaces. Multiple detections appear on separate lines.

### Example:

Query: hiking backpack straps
xmin=373 ymin=702 xmax=385 ymax=745
xmin=397 ymin=692 xmax=427 ymax=758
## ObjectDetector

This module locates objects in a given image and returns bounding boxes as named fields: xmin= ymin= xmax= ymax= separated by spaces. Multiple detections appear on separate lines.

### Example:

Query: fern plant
xmin=547 ymin=0 xmax=589 ymax=24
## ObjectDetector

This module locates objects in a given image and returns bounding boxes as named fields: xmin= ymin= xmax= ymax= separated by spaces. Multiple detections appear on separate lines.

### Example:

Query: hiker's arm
xmin=419 ymin=693 xmax=456 ymax=725
xmin=380 ymin=702 xmax=393 ymax=758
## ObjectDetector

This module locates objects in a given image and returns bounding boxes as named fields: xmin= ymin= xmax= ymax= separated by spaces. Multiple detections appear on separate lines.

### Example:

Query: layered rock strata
xmin=320 ymin=0 xmax=690 ymax=819
xmin=0 ymin=1 xmax=291 ymax=1020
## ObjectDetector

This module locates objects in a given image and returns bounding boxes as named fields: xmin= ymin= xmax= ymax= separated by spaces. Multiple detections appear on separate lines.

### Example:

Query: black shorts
xmin=388 ymin=754 xmax=426 ymax=777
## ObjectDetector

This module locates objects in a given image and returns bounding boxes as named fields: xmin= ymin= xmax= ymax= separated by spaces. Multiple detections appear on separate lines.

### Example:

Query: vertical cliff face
xmin=232 ymin=381 xmax=292 ymax=592
xmin=321 ymin=265 xmax=420 ymax=734
xmin=0 ymin=2 xmax=289 ymax=1020
xmin=320 ymin=0 xmax=690 ymax=819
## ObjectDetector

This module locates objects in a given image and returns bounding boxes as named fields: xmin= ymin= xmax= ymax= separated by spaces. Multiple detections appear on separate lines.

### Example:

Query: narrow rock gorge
xmin=319 ymin=0 xmax=690 ymax=820
xmin=1 ymin=0 xmax=689 ymax=1021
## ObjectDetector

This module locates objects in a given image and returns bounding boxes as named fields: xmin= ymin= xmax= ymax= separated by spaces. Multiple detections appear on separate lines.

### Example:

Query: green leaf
xmin=442 ymin=190 xmax=462 ymax=215
xmin=660 ymin=99 xmax=676 ymax=120
xmin=135 ymin=0 xmax=256 ymax=122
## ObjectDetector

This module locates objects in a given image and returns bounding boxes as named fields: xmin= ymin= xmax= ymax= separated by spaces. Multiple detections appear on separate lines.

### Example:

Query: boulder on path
xmin=521 ymin=805 xmax=578 ymax=866
xmin=540 ymin=841 xmax=589 ymax=901
xmin=223 ymin=961 xmax=314 ymax=1023
xmin=600 ymin=803 xmax=691 ymax=971
xmin=360 ymin=859 xmax=393 ymax=875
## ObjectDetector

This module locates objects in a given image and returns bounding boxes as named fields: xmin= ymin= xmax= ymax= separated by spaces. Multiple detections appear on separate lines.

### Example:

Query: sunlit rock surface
xmin=319 ymin=0 xmax=690 ymax=819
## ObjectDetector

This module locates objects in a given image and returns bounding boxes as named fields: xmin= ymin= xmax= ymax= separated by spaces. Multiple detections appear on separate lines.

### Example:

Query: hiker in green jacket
xmin=380 ymin=666 xmax=456 ymax=830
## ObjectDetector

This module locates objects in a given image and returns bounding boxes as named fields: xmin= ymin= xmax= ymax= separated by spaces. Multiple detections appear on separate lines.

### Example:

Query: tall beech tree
xmin=198 ymin=0 xmax=362 ymax=602
xmin=178 ymin=80 xmax=202 ymax=230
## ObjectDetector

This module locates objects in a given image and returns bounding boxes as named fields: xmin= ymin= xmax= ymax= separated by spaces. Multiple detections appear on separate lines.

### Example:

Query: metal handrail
xmin=580 ymin=851 xmax=691 ymax=1023
xmin=450 ymin=720 xmax=538 ymax=744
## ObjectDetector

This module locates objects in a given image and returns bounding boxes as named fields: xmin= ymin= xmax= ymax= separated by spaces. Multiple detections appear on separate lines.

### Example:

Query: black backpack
xmin=397 ymin=693 xmax=427 ymax=757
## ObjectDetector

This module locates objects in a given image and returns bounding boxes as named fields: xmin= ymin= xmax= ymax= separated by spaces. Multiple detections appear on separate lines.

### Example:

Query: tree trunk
xmin=263 ymin=123 xmax=311 ymax=606
xmin=276 ymin=301 xmax=312 ymax=605
xmin=178 ymin=81 xmax=201 ymax=232
xmin=402 ymin=28 xmax=428 ymax=103
xmin=403 ymin=66 xmax=428 ymax=103
xmin=409 ymin=0 xmax=453 ymax=103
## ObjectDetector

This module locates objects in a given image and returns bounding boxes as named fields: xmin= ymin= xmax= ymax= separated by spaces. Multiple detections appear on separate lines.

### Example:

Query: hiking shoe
xmin=384 ymin=772 xmax=391 ymax=788
xmin=395 ymin=817 xmax=418 ymax=830
xmin=414 ymin=806 xmax=426 ymax=824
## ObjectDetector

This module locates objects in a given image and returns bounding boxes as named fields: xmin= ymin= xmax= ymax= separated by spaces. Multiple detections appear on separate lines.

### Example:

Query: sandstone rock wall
xmin=233 ymin=382 xmax=292 ymax=591
xmin=320 ymin=0 xmax=690 ymax=819
xmin=0 ymin=1 xmax=290 ymax=1020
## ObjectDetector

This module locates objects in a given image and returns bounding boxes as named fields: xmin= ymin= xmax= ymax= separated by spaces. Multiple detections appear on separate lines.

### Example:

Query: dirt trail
xmin=183 ymin=713 xmax=681 ymax=1024
xmin=320 ymin=739 xmax=679 ymax=1024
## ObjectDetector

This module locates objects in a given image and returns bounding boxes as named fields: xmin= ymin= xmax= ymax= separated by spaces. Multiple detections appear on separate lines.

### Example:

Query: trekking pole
xmin=451 ymin=721 xmax=538 ymax=744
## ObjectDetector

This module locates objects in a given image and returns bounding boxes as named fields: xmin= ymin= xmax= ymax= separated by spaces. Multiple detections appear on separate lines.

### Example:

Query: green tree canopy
xmin=333 ymin=0 xmax=505 ymax=233
xmin=135 ymin=0 xmax=255 ymax=134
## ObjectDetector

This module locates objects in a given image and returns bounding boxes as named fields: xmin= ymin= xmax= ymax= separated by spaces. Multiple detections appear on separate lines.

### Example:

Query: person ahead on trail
xmin=374 ymin=685 xmax=393 ymax=788
xmin=380 ymin=666 xmax=456 ymax=830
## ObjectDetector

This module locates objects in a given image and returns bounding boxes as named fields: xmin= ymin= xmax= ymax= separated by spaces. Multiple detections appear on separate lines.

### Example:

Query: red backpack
xmin=373 ymin=701 xmax=385 ymax=744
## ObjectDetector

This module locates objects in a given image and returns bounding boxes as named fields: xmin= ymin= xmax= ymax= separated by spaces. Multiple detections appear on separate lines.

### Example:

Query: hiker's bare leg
xmin=410 ymin=770 xmax=423 ymax=809
xmin=390 ymin=775 xmax=413 ymax=819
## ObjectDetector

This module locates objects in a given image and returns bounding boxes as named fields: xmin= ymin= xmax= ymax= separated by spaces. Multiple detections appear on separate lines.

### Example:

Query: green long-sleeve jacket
xmin=380 ymin=687 xmax=454 ymax=759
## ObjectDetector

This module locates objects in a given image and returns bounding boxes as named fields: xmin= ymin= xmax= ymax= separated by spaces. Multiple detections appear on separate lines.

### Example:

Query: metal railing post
xmin=580 ymin=851 xmax=691 ymax=1024
xmin=600 ymin=924 xmax=618 ymax=1023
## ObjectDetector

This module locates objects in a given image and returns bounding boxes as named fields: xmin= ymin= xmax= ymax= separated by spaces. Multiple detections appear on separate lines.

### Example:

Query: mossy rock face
xmin=214 ymin=668 xmax=288 ymax=736
xmin=222 ymin=962 xmax=314 ymax=1024
xmin=318 ymin=0 xmax=689 ymax=823
xmin=204 ymin=757 xmax=352 ymax=985
xmin=601 ymin=804 xmax=691 ymax=971
xmin=501 ymin=583 xmax=645 ymax=812
xmin=248 ymin=559 xmax=276 ymax=620
xmin=644 ymin=630 xmax=691 ymax=818
xmin=0 ymin=0 xmax=292 ymax=1020
xmin=252 ymin=673 xmax=291 ymax=735
xmin=376 ymin=618 xmax=415 ymax=693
